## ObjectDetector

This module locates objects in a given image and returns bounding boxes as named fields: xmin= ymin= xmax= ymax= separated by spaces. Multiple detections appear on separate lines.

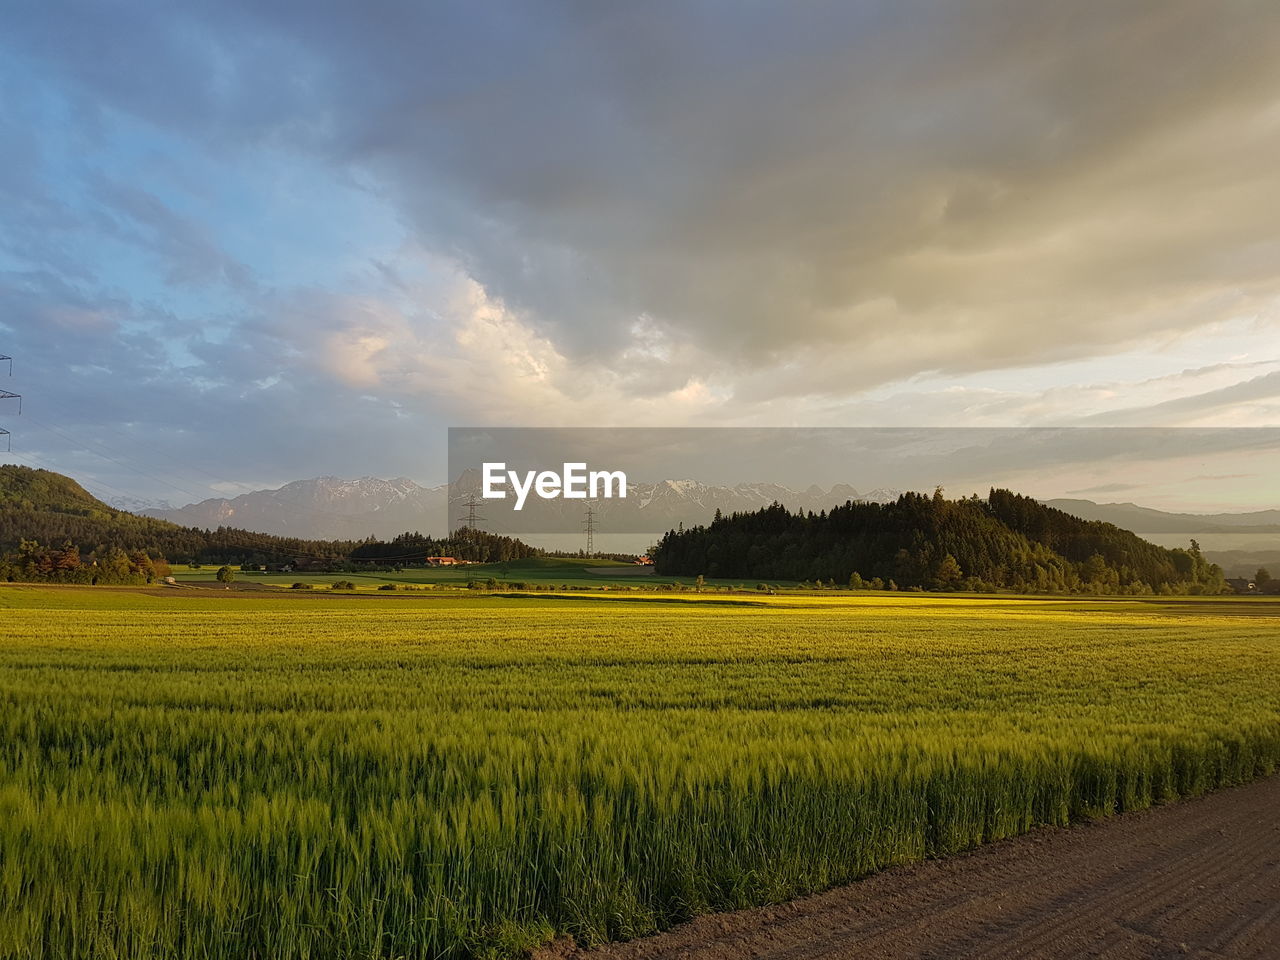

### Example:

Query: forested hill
xmin=0 ymin=465 xmax=358 ymax=566
xmin=652 ymin=488 xmax=1226 ymax=594
xmin=0 ymin=466 xmax=539 ymax=581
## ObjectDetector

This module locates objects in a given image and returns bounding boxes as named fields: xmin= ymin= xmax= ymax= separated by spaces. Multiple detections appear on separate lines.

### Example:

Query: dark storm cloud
xmin=3 ymin=1 xmax=1279 ymax=504
xmin=10 ymin=0 xmax=1280 ymax=401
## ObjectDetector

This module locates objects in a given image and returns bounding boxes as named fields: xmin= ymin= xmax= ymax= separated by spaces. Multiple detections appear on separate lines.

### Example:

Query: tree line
xmin=651 ymin=488 xmax=1227 ymax=595
xmin=348 ymin=529 xmax=541 ymax=565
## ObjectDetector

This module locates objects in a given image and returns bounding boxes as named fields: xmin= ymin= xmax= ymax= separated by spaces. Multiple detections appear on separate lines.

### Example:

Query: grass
xmin=0 ymin=586 xmax=1278 ymax=958
xmin=173 ymin=556 xmax=788 ymax=590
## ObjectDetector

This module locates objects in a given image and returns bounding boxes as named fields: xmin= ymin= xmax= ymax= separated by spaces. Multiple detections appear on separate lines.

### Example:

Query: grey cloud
xmin=225 ymin=0 xmax=1280 ymax=392
xmin=1084 ymin=370 xmax=1280 ymax=425
xmin=0 ymin=267 xmax=451 ymax=499
xmin=89 ymin=177 xmax=256 ymax=290
xmin=4 ymin=0 xmax=1280 ymax=436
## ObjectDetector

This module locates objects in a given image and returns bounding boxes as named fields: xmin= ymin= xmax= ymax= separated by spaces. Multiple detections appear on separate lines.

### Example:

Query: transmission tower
xmin=455 ymin=495 xmax=486 ymax=531
xmin=583 ymin=504 xmax=596 ymax=555
xmin=0 ymin=354 xmax=17 ymax=451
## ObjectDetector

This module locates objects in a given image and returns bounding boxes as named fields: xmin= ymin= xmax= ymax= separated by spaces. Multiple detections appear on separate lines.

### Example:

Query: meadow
xmin=0 ymin=586 xmax=1278 ymax=959
xmin=174 ymin=555 xmax=677 ymax=590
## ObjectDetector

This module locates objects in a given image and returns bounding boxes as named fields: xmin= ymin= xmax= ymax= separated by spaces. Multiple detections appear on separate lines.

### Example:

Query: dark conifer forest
xmin=652 ymin=488 xmax=1226 ymax=594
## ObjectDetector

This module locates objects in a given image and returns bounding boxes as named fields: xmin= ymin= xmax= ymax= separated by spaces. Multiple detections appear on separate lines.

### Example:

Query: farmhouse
xmin=425 ymin=556 xmax=460 ymax=566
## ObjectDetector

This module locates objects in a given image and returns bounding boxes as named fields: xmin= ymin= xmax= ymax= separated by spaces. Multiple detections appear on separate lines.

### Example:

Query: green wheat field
xmin=2 ymin=586 xmax=1279 ymax=959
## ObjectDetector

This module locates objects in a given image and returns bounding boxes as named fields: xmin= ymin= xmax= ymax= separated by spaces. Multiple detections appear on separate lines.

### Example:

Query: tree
xmin=849 ymin=571 xmax=865 ymax=590
xmin=695 ymin=574 xmax=705 ymax=592
xmin=934 ymin=554 xmax=963 ymax=590
xmin=1257 ymin=568 xmax=1272 ymax=587
xmin=215 ymin=565 xmax=235 ymax=584
xmin=54 ymin=540 xmax=81 ymax=573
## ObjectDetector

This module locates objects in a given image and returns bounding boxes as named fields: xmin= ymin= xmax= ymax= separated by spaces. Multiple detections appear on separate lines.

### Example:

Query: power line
xmin=23 ymin=411 xmax=421 ymax=534
xmin=28 ymin=397 xmax=261 ymax=498
xmin=7 ymin=443 xmax=515 ymax=567
xmin=0 ymin=367 xmax=472 ymax=566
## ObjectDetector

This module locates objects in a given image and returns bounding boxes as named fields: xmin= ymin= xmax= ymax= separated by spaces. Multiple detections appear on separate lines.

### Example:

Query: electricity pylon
xmin=0 ymin=354 xmax=17 ymax=451
xmin=584 ymin=502 xmax=598 ymax=555
xmin=456 ymin=495 xmax=486 ymax=531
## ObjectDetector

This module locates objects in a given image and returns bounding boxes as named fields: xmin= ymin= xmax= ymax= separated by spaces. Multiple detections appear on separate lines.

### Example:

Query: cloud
xmin=89 ymin=176 xmax=255 ymax=290
xmin=1082 ymin=369 xmax=1280 ymax=426
xmin=3 ymin=1 xmax=1280 ymax=502
xmin=1064 ymin=483 xmax=1140 ymax=496
xmin=10 ymin=1 xmax=1280 ymax=400
xmin=246 ymin=0 xmax=1280 ymax=398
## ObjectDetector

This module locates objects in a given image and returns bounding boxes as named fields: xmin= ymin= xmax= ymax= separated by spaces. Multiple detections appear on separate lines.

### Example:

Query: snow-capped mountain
xmin=141 ymin=477 xmax=449 ymax=540
xmin=450 ymin=473 xmax=903 ymax=534
xmin=137 ymin=475 xmax=903 ymax=540
xmin=108 ymin=494 xmax=173 ymax=513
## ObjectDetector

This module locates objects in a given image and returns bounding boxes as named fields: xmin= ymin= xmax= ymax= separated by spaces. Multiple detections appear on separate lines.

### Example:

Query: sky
xmin=2 ymin=1 xmax=1279 ymax=509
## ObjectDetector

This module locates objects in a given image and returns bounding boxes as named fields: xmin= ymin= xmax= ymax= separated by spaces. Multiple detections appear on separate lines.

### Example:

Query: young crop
xmin=0 ymin=587 xmax=1277 ymax=958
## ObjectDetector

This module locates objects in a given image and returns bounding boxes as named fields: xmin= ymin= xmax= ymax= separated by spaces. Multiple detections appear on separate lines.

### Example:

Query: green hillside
xmin=0 ymin=466 xmax=536 ymax=583
xmin=0 ymin=465 xmax=356 ymax=565
xmin=0 ymin=465 xmax=113 ymax=514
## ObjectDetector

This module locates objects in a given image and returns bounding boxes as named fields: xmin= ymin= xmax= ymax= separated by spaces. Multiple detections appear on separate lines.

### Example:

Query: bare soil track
xmin=551 ymin=774 xmax=1280 ymax=960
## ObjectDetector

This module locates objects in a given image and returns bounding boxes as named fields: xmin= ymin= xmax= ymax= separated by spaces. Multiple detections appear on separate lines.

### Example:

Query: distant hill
xmin=0 ymin=465 xmax=356 ymax=566
xmin=653 ymin=489 xmax=1225 ymax=594
xmin=139 ymin=479 xmax=1278 ymax=560
xmin=1203 ymin=550 xmax=1280 ymax=580
xmin=1042 ymin=499 xmax=1280 ymax=533
xmin=146 ymin=475 xmax=903 ymax=540
xmin=0 ymin=464 xmax=118 ymax=515
xmin=0 ymin=466 xmax=539 ymax=581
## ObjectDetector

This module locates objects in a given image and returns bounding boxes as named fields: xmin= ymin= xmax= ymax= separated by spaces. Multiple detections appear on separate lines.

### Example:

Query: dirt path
xmin=554 ymin=774 xmax=1280 ymax=960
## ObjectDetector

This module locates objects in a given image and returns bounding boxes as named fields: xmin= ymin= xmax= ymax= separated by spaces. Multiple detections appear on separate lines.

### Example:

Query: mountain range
xmin=142 ymin=477 xmax=444 ymax=540
xmin=1041 ymin=500 xmax=1280 ymax=533
xmin=137 ymin=476 xmax=1279 ymax=577
xmin=141 ymin=476 xmax=904 ymax=539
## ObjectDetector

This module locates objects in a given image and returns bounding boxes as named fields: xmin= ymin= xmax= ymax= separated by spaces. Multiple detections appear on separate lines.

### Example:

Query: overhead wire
xmin=7 ymin=413 xmax=474 ymax=565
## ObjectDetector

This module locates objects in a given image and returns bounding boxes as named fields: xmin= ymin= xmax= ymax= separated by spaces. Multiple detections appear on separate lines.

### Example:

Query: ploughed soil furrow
xmin=551 ymin=774 xmax=1280 ymax=960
